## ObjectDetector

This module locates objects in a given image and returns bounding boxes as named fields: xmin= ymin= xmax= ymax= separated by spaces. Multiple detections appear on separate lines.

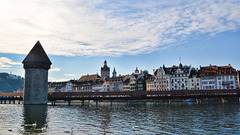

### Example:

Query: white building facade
xmin=169 ymin=64 xmax=191 ymax=90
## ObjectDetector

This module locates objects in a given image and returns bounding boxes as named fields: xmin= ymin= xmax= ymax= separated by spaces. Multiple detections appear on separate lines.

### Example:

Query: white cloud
xmin=48 ymin=77 xmax=69 ymax=82
xmin=49 ymin=68 xmax=61 ymax=72
xmin=0 ymin=0 xmax=239 ymax=56
xmin=64 ymin=74 xmax=76 ymax=77
xmin=0 ymin=57 xmax=21 ymax=69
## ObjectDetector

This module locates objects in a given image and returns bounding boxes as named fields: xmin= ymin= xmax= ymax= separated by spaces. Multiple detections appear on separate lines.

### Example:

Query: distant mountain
xmin=0 ymin=73 xmax=24 ymax=92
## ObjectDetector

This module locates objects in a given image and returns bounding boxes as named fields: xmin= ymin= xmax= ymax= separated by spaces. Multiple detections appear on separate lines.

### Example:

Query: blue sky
xmin=0 ymin=0 xmax=239 ymax=81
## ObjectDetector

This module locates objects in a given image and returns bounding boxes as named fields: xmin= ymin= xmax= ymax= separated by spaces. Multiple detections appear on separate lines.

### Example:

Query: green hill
xmin=0 ymin=73 xmax=24 ymax=92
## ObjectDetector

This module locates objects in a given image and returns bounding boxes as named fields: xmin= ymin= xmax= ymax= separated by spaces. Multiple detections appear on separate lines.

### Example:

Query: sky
xmin=0 ymin=0 xmax=239 ymax=82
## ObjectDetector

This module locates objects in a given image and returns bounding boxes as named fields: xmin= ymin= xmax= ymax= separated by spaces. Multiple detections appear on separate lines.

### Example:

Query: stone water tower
xmin=22 ymin=41 xmax=52 ymax=105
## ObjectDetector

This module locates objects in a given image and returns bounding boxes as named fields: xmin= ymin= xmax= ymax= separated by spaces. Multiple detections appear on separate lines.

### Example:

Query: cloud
xmin=0 ymin=0 xmax=239 ymax=56
xmin=49 ymin=68 xmax=61 ymax=72
xmin=0 ymin=57 xmax=21 ymax=69
xmin=64 ymin=74 xmax=76 ymax=77
xmin=48 ymin=77 xmax=70 ymax=82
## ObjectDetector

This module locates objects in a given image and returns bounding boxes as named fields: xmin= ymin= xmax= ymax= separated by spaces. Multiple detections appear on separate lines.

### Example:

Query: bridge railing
xmin=47 ymin=89 xmax=240 ymax=99
xmin=0 ymin=89 xmax=239 ymax=101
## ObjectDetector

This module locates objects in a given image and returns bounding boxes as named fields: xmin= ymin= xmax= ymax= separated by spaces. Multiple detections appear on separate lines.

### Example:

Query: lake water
xmin=0 ymin=101 xmax=240 ymax=135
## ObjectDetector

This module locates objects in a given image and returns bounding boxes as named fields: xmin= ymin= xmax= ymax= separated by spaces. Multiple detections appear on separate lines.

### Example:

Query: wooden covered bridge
xmin=0 ymin=89 xmax=240 ymax=105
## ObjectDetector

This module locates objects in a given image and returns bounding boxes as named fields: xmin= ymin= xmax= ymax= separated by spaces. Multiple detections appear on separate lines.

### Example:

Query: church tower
xmin=112 ymin=67 xmax=117 ymax=77
xmin=22 ymin=41 xmax=52 ymax=105
xmin=101 ymin=60 xmax=110 ymax=79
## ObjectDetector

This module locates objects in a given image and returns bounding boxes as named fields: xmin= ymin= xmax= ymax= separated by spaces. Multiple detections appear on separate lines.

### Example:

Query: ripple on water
xmin=0 ymin=103 xmax=240 ymax=134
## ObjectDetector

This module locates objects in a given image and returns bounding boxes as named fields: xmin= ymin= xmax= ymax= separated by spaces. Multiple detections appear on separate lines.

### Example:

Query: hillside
xmin=0 ymin=73 xmax=24 ymax=92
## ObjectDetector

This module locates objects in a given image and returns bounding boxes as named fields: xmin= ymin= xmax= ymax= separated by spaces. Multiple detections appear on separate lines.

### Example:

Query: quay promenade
xmin=0 ymin=89 xmax=240 ymax=105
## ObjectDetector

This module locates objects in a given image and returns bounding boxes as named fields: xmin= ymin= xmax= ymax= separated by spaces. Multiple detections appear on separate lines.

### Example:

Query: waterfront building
xmin=130 ymin=74 xmax=138 ymax=91
xmin=123 ymin=75 xmax=131 ymax=91
xmin=109 ymin=75 xmax=125 ymax=91
xmin=136 ymin=71 xmax=151 ymax=91
xmin=237 ymin=71 xmax=240 ymax=89
xmin=101 ymin=60 xmax=110 ymax=79
xmin=16 ymin=85 xmax=24 ymax=93
xmin=199 ymin=64 xmax=237 ymax=89
xmin=188 ymin=68 xmax=201 ymax=90
xmin=75 ymin=74 xmax=102 ymax=92
xmin=92 ymin=79 xmax=105 ymax=92
xmin=199 ymin=65 xmax=217 ymax=90
xmin=168 ymin=63 xmax=191 ymax=90
xmin=216 ymin=65 xmax=236 ymax=89
xmin=102 ymin=81 xmax=111 ymax=92
xmin=154 ymin=66 xmax=170 ymax=91
xmin=146 ymin=75 xmax=155 ymax=91
xmin=136 ymin=74 xmax=145 ymax=91
xmin=48 ymin=81 xmax=73 ymax=92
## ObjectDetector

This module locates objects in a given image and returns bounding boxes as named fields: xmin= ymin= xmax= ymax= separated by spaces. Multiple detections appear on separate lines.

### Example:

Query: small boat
xmin=64 ymin=127 xmax=73 ymax=134
xmin=185 ymin=99 xmax=195 ymax=102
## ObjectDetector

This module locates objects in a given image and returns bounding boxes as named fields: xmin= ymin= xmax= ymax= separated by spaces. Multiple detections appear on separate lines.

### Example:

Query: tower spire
xmin=113 ymin=67 xmax=117 ymax=77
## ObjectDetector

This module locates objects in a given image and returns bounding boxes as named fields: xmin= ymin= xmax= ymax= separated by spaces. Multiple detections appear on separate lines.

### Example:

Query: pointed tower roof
xmin=112 ymin=67 xmax=117 ymax=77
xmin=135 ymin=67 xmax=139 ymax=74
xmin=22 ymin=41 xmax=52 ymax=70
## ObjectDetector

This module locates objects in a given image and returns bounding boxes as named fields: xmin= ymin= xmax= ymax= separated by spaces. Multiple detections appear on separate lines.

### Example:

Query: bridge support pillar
xmin=96 ymin=100 xmax=98 ymax=105
xmin=9 ymin=100 xmax=11 ymax=104
xmin=169 ymin=99 xmax=171 ymax=105
xmin=4 ymin=100 xmax=6 ymax=104
xmin=0 ymin=100 xmax=2 ymax=104
xmin=196 ymin=99 xmax=202 ymax=104
xmin=68 ymin=100 xmax=71 ymax=106
xmin=18 ymin=100 xmax=21 ymax=104
xmin=51 ymin=101 xmax=56 ymax=106
xmin=183 ymin=99 xmax=185 ymax=104
xmin=82 ymin=100 xmax=84 ymax=105
xmin=221 ymin=98 xmax=227 ymax=103
xmin=13 ymin=100 xmax=15 ymax=104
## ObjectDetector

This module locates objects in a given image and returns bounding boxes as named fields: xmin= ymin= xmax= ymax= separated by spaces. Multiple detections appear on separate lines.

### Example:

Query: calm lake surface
xmin=0 ymin=102 xmax=240 ymax=135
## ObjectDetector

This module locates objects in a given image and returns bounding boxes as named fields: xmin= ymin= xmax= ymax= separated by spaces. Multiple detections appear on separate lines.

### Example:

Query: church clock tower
xmin=101 ymin=60 xmax=110 ymax=79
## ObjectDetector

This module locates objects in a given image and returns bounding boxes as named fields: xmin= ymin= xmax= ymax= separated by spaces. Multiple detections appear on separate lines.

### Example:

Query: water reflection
xmin=100 ymin=106 xmax=111 ymax=134
xmin=22 ymin=105 xmax=48 ymax=134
